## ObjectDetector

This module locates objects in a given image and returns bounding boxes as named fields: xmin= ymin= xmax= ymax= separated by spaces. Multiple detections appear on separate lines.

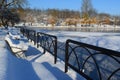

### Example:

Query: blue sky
xmin=28 ymin=0 xmax=120 ymax=15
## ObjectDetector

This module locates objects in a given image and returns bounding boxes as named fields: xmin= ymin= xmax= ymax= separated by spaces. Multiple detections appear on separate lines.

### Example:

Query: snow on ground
xmin=1 ymin=27 xmax=120 ymax=80
xmin=0 ymin=27 xmax=85 ymax=80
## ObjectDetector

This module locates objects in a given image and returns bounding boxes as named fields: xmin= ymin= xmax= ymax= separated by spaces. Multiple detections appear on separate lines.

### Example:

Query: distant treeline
xmin=20 ymin=8 xmax=80 ymax=21
xmin=19 ymin=8 xmax=120 ymax=25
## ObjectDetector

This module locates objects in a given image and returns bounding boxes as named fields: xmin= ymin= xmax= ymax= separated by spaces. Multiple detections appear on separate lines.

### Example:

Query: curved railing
xmin=27 ymin=30 xmax=36 ymax=45
xmin=20 ymin=27 xmax=36 ymax=45
xmin=65 ymin=39 xmax=120 ymax=80
xmin=20 ymin=27 xmax=58 ymax=63
xmin=37 ymin=32 xmax=57 ymax=64
xmin=20 ymin=27 xmax=120 ymax=80
xmin=20 ymin=27 xmax=29 ymax=38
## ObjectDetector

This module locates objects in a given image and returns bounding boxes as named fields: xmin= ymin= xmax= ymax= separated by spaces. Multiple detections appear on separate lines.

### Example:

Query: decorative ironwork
xmin=57 ymin=41 xmax=66 ymax=61
xmin=27 ymin=30 xmax=36 ymax=45
xmin=20 ymin=28 xmax=57 ymax=63
xmin=20 ymin=27 xmax=29 ymax=38
xmin=20 ymin=28 xmax=36 ymax=45
xmin=65 ymin=39 xmax=120 ymax=80
xmin=37 ymin=32 xmax=57 ymax=64
xmin=20 ymin=27 xmax=25 ymax=35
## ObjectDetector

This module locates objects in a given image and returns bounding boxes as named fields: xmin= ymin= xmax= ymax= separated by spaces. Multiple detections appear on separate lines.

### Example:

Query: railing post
xmin=54 ymin=37 xmax=57 ymax=64
xmin=36 ymin=32 xmax=39 ymax=48
xmin=27 ymin=29 xmax=30 ymax=40
xmin=34 ymin=31 xmax=36 ymax=45
xmin=23 ymin=28 xmax=25 ymax=36
xmin=65 ymin=40 xmax=69 ymax=73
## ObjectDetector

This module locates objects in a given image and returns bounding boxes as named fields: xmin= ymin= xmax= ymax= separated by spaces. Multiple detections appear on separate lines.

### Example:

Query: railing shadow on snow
xmin=20 ymin=27 xmax=120 ymax=80
xmin=65 ymin=39 xmax=120 ymax=80
xmin=20 ymin=27 xmax=58 ymax=64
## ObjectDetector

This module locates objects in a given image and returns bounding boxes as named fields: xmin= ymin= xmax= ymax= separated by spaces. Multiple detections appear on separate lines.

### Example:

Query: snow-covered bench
xmin=7 ymin=27 xmax=21 ymax=39
xmin=5 ymin=31 xmax=28 ymax=58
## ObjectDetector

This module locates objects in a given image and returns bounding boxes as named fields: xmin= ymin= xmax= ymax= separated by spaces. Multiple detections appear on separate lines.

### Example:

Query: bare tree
xmin=81 ymin=0 xmax=96 ymax=18
xmin=0 ymin=0 xmax=28 ymax=28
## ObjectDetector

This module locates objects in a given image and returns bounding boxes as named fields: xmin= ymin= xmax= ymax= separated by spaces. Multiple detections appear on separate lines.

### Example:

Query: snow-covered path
xmin=0 ymin=45 xmax=9 ymax=80
xmin=0 ymin=42 xmax=84 ymax=80
xmin=0 ymin=28 xmax=85 ymax=80
xmin=1 ymin=27 xmax=120 ymax=80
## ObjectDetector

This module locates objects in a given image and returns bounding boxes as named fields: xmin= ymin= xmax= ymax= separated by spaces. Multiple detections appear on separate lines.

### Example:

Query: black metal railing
xmin=20 ymin=27 xmax=25 ymax=35
xmin=27 ymin=30 xmax=36 ymax=45
xmin=65 ymin=39 xmax=120 ymax=80
xmin=20 ymin=27 xmax=29 ymax=38
xmin=20 ymin=27 xmax=36 ymax=45
xmin=57 ymin=41 xmax=66 ymax=61
xmin=37 ymin=32 xmax=57 ymax=64
xmin=20 ymin=27 xmax=58 ymax=63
